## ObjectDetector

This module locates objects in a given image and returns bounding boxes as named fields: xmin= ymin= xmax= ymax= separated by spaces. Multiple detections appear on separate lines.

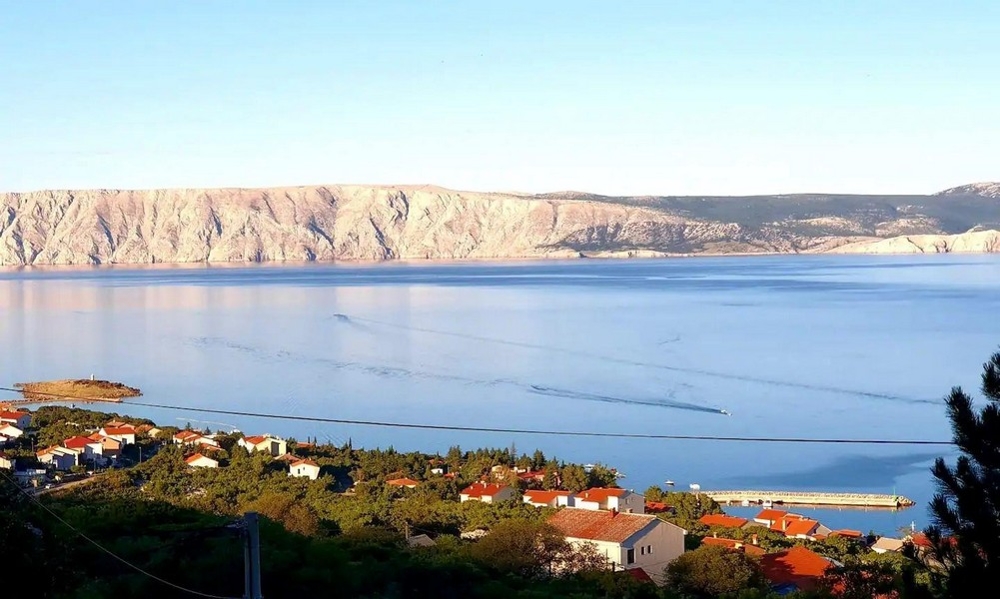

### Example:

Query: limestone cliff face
xmin=829 ymin=229 xmax=1000 ymax=255
xmin=1 ymin=184 xmax=999 ymax=265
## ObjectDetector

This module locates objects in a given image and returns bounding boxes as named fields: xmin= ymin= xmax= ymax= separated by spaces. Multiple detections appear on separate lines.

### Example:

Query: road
xmin=35 ymin=475 xmax=100 ymax=496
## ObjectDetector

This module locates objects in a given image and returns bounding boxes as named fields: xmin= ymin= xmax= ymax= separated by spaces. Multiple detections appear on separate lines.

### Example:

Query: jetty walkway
xmin=704 ymin=490 xmax=914 ymax=508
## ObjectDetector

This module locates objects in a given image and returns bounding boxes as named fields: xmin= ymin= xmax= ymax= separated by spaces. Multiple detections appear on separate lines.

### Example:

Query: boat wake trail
xmin=183 ymin=336 xmax=724 ymax=415
xmin=333 ymin=314 xmax=935 ymax=405
xmin=528 ymin=385 xmax=726 ymax=415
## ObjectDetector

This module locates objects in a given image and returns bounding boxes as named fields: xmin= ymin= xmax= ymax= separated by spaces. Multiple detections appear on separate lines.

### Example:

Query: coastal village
xmin=2 ymin=404 xmax=935 ymax=595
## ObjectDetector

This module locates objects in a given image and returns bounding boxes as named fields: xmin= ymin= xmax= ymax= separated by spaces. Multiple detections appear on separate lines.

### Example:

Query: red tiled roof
xmin=523 ymin=489 xmax=572 ymax=503
xmin=387 ymin=477 xmax=420 ymax=487
xmin=699 ymin=514 xmax=749 ymax=528
xmin=644 ymin=501 xmax=671 ymax=513
xmin=625 ymin=567 xmax=653 ymax=582
xmin=102 ymin=427 xmax=135 ymax=436
xmin=760 ymin=546 xmax=834 ymax=591
xmin=755 ymin=509 xmax=788 ymax=522
xmin=782 ymin=519 xmax=820 ymax=537
xmin=831 ymin=529 xmax=863 ymax=538
xmin=243 ymin=435 xmax=268 ymax=445
xmin=185 ymin=453 xmax=213 ymax=464
xmin=291 ymin=459 xmax=319 ymax=468
xmin=548 ymin=508 xmax=659 ymax=543
xmin=63 ymin=436 xmax=96 ymax=449
xmin=517 ymin=469 xmax=546 ymax=480
xmin=701 ymin=536 xmax=766 ymax=556
xmin=1 ymin=410 xmax=28 ymax=419
xmin=461 ymin=481 xmax=507 ymax=497
xmin=576 ymin=487 xmax=627 ymax=502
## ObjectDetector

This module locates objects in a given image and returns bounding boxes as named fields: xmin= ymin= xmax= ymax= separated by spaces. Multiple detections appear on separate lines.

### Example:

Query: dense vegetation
xmin=5 ymin=352 xmax=994 ymax=599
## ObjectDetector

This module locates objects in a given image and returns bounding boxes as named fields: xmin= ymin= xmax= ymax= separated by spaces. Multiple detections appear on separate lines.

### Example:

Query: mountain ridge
xmin=1 ymin=183 xmax=998 ymax=265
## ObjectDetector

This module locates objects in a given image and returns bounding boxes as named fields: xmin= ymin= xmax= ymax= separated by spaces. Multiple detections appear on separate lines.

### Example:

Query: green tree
xmin=664 ymin=545 xmax=767 ymax=598
xmin=926 ymin=349 xmax=1000 ymax=596
xmin=466 ymin=520 xmax=568 ymax=578
xmin=562 ymin=464 xmax=589 ymax=492
xmin=531 ymin=449 xmax=546 ymax=470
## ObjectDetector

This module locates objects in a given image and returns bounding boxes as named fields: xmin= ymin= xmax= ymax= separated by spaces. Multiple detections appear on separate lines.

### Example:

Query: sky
xmin=1 ymin=1 xmax=998 ymax=196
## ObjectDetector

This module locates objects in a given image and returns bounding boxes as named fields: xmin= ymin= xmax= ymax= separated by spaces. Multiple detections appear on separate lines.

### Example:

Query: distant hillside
xmin=1 ymin=183 xmax=999 ymax=265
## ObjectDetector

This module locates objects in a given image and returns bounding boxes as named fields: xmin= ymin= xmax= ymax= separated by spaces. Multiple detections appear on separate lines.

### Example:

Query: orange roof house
xmin=459 ymin=481 xmax=514 ymax=503
xmin=387 ymin=477 xmax=420 ymax=488
xmin=184 ymin=453 xmax=218 ymax=468
xmin=548 ymin=508 xmax=686 ymax=582
xmin=699 ymin=514 xmax=749 ymax=529
xmin=754 ymin=509 xmax=789 ymax=526
xmin=781 ymin=518 xmax=821 ymax=539
xmin=523 ymin=489 xmax=573 ymax=507
xmin=575 ymin=487 xmax=646 ymax=514
xmin=760 ymin=546 xmax=837 ymax=593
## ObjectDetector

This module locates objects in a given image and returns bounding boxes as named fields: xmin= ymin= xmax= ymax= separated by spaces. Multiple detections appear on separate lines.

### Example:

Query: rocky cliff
xmin=2 ymin=183 xmax=999 ymax=265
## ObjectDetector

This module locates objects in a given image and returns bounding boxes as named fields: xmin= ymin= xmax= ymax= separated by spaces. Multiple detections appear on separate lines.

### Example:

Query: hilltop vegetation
xmin=0 ymin=404 xmax=949 ymax=598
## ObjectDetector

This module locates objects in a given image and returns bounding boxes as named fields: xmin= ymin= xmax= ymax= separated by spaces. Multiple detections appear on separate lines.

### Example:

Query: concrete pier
xmin=704 ymin=490 xmax=914 ymax=508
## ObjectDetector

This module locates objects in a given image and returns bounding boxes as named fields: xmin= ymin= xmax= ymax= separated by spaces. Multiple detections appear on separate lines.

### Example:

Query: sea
xmin=3 ymin=254 xmax=999 ymax=536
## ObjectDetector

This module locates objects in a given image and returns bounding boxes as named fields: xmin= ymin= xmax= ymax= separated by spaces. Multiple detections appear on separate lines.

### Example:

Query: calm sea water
xmin=3 ymin=255 xmax=999 ymax=535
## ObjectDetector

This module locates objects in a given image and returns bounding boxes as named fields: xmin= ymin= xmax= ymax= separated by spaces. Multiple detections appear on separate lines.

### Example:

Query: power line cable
xmin=0 ymin=386 xmax=953 ymax=446
xmin=0 ymin=469 xmax=240 ymax=599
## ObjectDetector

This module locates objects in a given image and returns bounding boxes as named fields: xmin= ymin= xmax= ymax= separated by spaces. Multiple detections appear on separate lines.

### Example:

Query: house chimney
xmin=752 ymin=534 xmax=759 ymax=546
xmin=610 ymin=508 xmax=618 ymax=518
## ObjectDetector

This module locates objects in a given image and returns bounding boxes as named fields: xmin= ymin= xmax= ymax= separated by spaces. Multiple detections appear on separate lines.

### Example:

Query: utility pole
xmin=243 ymin=512 xmax=263 ymax=599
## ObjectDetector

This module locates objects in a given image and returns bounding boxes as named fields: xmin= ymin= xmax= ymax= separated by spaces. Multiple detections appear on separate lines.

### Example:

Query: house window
xmin=640 ymin=546 xmax=645 ymax=555
xmin=647 ymin=545 xmax=652 ymax=554
xmin=626 ymin=548 xmax=635 ymax=565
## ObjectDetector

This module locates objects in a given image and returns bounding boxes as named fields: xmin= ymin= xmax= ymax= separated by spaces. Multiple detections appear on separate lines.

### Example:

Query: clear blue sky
xmin=1 ymin=1 xmax=997 ymax=196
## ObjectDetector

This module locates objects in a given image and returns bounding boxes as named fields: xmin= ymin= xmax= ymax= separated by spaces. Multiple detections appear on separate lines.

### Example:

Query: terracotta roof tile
xmin=547 ymin=508 xmax=660 ymax=543
xmin=63 ymin=436 xmax=96 ymax=449
xmin=831 ymin=529 xmax=863 ymax=538
xmin=460 ymin=482 xmax=506 ymax=497
xmin=760 ymin=546 xmax=834 ymax=591
xmin=755 ymin=509 xmax=788 ymax=522
xmin=387 ymin=477 xmax=419 ymax=487
xmin=699 ymin=514 xmax=749 ymax=528
xmin=243 ymin=435 xmax=268 ymax=445
xmin=291 ymin=459 xmax=319 ymax=468
xmin=576 ymin=487 xmax=628 ymax=502
xmin=782 ymin=519 xmax=820 ymax=537
xmin=625 ymin=568 xmax=653 ymax=582
xmin=102 ymin=427 xmax=135 ymax=436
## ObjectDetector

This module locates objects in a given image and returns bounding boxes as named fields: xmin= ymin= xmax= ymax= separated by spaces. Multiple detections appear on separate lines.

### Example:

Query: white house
xmin=459 ymin=482 xmax=515 ymax=503
xmin=871 ymin=537 xmax=905 ymax=554
xmin=63 ymin=436 xmax=106 ymax=463
xmin=574 ymin=488 xmax=646 ymax=514
xmin=548 ymin=508 xmax=686 ymax=584
xmin=523 ymin=489 xmax=575 ymax=508
xmin=0 ymin=452 xmax=13 ymax=470
xmin=0 ymin=424 xmax=23 ymax=440
xmin=289 ymin=458 xmax=321 ymax=480
xmin=184 ymin=453 xmax=219 ymax=468
xmin=98 ymin=426 xmax=136 ymax=446
xmin=0 ymin=410 xmax=32 ymax=430
xmin=147 ymin=427 xmax=163 ymax=438
xmin=238 ymin=435 xmax=288 ymax=457
xmin=37 ymin=446 xmax=80 ymax=470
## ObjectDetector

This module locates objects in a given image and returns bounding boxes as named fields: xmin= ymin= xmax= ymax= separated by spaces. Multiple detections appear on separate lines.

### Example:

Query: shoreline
xmin=1 ymin=245 xmax=998 ymax=274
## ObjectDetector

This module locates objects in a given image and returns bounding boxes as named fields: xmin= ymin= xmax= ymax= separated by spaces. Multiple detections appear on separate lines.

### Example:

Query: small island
xmin=14 ymin=379 xmax=142 ymax=403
